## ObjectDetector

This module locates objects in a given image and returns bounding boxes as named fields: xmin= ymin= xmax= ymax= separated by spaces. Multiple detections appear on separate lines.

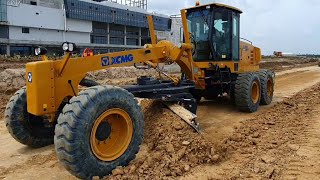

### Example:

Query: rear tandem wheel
xmin=258 ymin=69 xmax=275 ymax=105
xmin=54 ymin=85 xmax=144 ymax=179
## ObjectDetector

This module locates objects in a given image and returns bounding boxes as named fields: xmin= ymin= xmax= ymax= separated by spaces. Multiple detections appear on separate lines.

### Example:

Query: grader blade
xmin=163 ymin=102 xmax=201 ymax=133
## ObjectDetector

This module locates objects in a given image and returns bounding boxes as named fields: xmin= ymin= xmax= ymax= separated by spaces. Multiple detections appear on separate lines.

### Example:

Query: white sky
xmin=148 ymin=0 xmax=320 ymax=55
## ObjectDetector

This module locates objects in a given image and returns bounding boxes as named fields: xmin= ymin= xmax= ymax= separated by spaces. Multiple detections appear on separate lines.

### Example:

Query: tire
xmin=80 ymin=78 xmax=100 ymax=87
xmin=54 ymin=85 xmax=144 ymax=179
xmin=234 ymin=73 xmax=261 ymax=112
xmin=230 ymin=83 xmax=235 ymax=103
xmin=258 ymin=69 xmax=275 ymax=105
xmin=4 ymin=88 xmax=54 ymax=148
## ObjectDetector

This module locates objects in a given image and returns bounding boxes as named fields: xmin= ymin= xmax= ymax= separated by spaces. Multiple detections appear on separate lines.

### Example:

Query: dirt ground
xmin=0 ymin=57 xmax=320 ymax=179
xmin=260 ymin=57 xmax=319 ymax=72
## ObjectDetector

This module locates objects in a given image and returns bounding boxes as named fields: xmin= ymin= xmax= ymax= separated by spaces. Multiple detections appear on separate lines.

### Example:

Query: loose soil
xmin=260 ymin=57 xmax=319 ymax=72
xmin=184 ymin=83 xmax=320 ymax=180
xmin=103 ymin=101 xmax=223 ymax=179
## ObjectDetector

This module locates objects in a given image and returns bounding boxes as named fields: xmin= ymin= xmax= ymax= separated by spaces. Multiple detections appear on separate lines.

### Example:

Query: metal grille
xmin=64 ymin=0 xmax=171 ymax=31
xmin=106 ymin=0 xmax=147 ymax=10
xmin=126 ymin=38 xmax=138 ymax=45
xmin=91 ymin=36 xmax=108 ymax=44
xmin=6 ymin=0 xmax=20 ymax=6
xmin=110 ymin=37 xmax=124 ymax=45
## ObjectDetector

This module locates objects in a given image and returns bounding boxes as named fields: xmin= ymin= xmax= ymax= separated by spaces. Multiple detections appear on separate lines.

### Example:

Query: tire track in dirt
xmin=184 ymin=83 xmax=320 ymax=179
xmin=280 ymin=105 xmax=320 ymax=179
xmin=197 ymin=66 xmax=320 ymax=144
xmin=0 ymin=152 xmax=56 ymax=177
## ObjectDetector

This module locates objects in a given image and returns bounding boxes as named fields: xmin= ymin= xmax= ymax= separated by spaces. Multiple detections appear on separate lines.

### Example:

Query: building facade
xmin=0 ymin=0 xmax=172 ymax=56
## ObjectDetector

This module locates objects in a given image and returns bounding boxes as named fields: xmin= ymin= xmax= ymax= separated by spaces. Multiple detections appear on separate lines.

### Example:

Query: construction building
xmin=0 ymin=0 xmax=173 ymax=56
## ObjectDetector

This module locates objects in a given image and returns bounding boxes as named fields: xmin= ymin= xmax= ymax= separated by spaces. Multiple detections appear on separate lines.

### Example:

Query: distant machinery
xmin=273 ymin=51 xmax=283 ymax=57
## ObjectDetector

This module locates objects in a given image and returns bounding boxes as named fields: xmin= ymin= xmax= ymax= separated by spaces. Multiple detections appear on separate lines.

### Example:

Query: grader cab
xmin=4 ymin=2 xmax=274 ymax=179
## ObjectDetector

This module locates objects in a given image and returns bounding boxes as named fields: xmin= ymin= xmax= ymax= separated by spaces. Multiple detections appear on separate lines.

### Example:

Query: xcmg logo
xmin=101 ymin=54 xmax=134 ymax=66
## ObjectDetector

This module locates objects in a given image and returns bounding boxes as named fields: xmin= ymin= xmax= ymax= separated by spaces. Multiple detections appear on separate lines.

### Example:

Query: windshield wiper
xmin=199 ymin=10 xmax=209 ymax=27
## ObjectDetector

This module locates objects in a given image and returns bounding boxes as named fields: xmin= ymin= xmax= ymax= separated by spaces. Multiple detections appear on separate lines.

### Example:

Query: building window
xmin=22 ymin=28 xmax=30 ymax=34
xmin=110 ymin=37 xmax=124 ymax=45
xmin=30 ymin=1 xmax=37 ymax=5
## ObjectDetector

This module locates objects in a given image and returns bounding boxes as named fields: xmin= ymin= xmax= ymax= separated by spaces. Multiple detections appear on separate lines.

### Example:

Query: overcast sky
xmin=148 ymin=0 xmax=320 ymax=55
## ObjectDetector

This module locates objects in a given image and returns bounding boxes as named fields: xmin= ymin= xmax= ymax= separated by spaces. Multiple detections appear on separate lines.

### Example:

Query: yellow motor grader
xmin=4 ymin=2 xmax=274 ymax=179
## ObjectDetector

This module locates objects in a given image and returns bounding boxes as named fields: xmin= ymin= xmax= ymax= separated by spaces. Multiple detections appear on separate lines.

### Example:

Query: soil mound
xmin=0 ymin=69 xmax=26 ymax=93
xmin=104 ymin=101 xmax=224 ymax=179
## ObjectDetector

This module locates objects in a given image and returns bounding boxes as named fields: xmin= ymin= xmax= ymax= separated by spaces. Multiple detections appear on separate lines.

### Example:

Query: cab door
xmin=212 ymin=7 xmax=232 ymax=61
xmin=232 ymin=12 xmax=240 ymax=61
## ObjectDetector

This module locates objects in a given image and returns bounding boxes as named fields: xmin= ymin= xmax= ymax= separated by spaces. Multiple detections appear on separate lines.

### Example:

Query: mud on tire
xmin=258 ymin=69 xmax=275 ymax=105
xmin=4 ymin=88 xmax=54 ymax=148
xmin=79 ymin=78 xmax=100 ymax=87
xmin=54 ymin=85 xmax=144 ymax=179
xmin=234 ymin=73 xmax=261 ymax=112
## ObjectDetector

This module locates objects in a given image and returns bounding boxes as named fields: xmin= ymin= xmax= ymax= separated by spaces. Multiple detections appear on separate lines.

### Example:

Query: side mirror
xmin=34 ymin=47 xmax=48 ymax=56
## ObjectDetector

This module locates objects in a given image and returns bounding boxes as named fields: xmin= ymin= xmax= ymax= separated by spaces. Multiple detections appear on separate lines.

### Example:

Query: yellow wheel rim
xmin=267 ymin=79 xmax=273 ymax=97
xmin=251 ymin=81 xmax=260 ymax=104
xmin=90 ymin=108 xmax=133 ymax=161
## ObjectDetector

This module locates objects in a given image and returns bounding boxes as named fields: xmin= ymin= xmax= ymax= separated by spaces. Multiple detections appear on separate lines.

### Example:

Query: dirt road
xmin=0 ymin=65 xmax=320 ymax=179
xmin=184 ymin=79 xmax=320 ymax=180
xmin=197 ymin=66 xmax=320 ymax=143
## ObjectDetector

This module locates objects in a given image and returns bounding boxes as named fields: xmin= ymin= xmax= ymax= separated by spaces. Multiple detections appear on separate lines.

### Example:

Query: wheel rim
xmin=251 ymin=81 xmax=260 ymax=104
xmin=90 ymin=108 xmax=133 ymax=161
xmin=267 ymin=79 xmax=273 ymax=97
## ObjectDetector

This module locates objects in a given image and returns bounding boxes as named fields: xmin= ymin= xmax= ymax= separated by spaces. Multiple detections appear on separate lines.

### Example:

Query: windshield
xmin=186 ymin=7 xmax=239 ymax=61
xmin=187 ymin=9 xmax=212 ymax=61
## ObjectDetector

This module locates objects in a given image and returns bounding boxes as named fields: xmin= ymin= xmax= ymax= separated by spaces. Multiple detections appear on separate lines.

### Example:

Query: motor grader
xmin=4 ymin=2 xmax=274 ymax=179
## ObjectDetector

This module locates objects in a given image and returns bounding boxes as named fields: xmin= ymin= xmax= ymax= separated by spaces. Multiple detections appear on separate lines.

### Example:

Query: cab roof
xmin=185 ymin=2 xmax=242 ymax=13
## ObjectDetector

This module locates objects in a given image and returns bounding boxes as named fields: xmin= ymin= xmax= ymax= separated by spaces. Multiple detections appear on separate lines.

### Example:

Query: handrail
xmin=240 ymin=38 xmax=253 ymax=45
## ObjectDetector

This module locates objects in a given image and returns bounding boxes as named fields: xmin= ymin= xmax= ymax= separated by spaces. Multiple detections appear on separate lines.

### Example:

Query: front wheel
xmin=54 ymin=85 xmax=144 ymax=179
xmin=5 ymin=88 xmax=54 ymax=148
xmin=234 ymin=73 xmax=261 ymax=112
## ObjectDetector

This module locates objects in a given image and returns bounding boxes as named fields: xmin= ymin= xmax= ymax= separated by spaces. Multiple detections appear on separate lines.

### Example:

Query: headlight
xmin=62 ymin=42 xmax=76 ymax=52
xmin=34 ymin=47 xmax=47 ymax=56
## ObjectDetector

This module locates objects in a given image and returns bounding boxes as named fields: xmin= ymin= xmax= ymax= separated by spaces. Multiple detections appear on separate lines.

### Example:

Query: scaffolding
xmin=107 ymin=0 xmax=147 ymax=10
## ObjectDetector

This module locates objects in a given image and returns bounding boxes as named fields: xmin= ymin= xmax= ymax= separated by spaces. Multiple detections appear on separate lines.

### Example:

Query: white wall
xmin=7 ymin=4 xmax=65 ymax=30
xmin=9 ymin=26 xmax=90 ymax=43
xmin=66 ymin=19 xmax=92 ymax=33
xmin=169 ymin=18 xmax=182 ymax=46
xmin=65 ymin=31 xmax=90 ymax=43
xmin=9 ymin=26 xmax=63 ymax=41
xmin=7 ymin=3 xmax=92 ymax=44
